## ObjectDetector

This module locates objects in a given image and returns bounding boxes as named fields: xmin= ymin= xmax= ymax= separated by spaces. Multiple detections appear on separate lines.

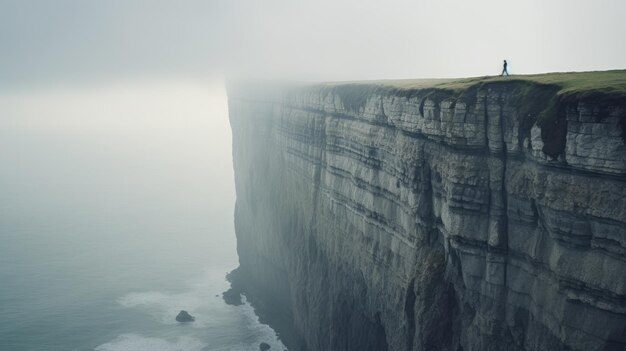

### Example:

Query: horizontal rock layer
xmin=228 ymin=81 xmax=626 ymax=351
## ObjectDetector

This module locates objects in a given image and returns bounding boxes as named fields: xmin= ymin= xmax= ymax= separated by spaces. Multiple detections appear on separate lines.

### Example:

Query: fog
xmin=1 ymin=0 xmax=623 ymax=314
xmin=1 ymin=0 xmax=625 ymax=89
xmin=0 ymin=80 xmax=236 ymax=274
xmin=0 ymin=81 xmax=293 ymax=350
xmin=0 ymin=1 xmax=623 ymax=349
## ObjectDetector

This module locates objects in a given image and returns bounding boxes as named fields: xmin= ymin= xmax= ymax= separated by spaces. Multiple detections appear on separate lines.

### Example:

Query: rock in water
xmin=222 ymin=287 xmax=243 ymax=306
xmin=259 ymin=342 xmax=271 ymax=351
xmin=175 ymin=310 xmax=195 ymax=322
xmin=222 ymin=269 xmax=245 ymax=306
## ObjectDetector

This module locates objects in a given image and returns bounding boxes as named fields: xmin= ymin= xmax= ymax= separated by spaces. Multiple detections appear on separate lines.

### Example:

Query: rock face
xmin=175 ymin=310 xmax=195 ymax=323
xmin=228 ymin=79 xmax=626 ymax=351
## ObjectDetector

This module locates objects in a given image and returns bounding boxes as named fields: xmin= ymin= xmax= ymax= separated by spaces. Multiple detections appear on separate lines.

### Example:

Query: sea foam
xmin=108 ymin=269 xmax=286 ymax=350
xmin=95 ymin=334 xmax=205 ymax=351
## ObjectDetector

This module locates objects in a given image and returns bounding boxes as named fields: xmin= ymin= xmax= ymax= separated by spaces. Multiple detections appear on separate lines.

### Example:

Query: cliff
xmin=227 ymin=71 xmax=626 ymax=351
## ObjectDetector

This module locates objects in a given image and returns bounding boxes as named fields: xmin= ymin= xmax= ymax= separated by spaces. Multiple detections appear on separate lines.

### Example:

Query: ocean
xmin=0 ymin=81 xmax=284 ymax=351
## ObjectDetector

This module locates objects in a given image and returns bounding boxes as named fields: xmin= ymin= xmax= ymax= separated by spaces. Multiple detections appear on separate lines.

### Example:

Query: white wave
xmin=117 ymin=269 xmax=230 ymax=328
xmin=95 ymin=334 xmax=206 ymax=351
xmin=236 ymin=298 xmax=287 ymax=351
xmin=113 ymin=268 xmax=287 ymax=350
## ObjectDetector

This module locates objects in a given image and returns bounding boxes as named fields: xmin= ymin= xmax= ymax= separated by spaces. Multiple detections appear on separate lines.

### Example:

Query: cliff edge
xmin=227 ymin=71 xmax=626 ymax=351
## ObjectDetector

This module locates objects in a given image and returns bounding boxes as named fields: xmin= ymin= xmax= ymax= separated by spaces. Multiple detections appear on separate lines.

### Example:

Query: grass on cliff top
xmin=317 ymin=69 xmax=626 ymax=99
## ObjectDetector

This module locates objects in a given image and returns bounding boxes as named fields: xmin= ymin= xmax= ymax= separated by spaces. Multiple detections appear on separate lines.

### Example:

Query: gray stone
xmin=228 ymin=81 xmax=626 ymax=351
xmin=175 ymin=310 xmax=194 ymax=323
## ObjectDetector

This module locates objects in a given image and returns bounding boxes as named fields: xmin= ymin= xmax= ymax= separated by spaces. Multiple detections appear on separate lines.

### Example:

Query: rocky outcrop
xmin=175 ymin=310 xmax=195 ymax=323
xmin=228 ymin=78 xmax=626 ymax=351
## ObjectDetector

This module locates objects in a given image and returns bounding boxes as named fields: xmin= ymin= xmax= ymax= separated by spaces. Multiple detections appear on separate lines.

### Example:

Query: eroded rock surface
xmin=228 ymin=81 xmax=626 ymax=351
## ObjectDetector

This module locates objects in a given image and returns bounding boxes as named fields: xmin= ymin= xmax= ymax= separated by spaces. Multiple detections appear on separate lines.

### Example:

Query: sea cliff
xmin=227 ymin=71 xmax=626 ymax=351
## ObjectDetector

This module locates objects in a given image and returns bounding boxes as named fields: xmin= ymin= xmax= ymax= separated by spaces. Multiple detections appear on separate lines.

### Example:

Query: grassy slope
xmin=317 ymin=69 xmax=626 ymax=97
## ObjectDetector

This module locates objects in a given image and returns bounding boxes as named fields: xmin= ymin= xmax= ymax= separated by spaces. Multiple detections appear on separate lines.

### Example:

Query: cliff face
xmin=228 ymin=77 xmax=626 ymax=351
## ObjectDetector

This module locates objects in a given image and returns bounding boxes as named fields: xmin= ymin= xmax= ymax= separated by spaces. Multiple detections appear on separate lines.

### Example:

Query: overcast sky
xmin=1 ymin=0 xmax=625 ymax=89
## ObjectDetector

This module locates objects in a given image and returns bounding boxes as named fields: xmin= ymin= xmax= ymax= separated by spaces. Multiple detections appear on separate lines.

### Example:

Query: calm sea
xmin=0 ymin=81 xmax=284 ymax=351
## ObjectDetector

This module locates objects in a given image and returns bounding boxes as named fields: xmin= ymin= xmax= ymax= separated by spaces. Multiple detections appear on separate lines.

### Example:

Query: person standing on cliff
xmin=501 ymin=60 xmax=509 ymax=76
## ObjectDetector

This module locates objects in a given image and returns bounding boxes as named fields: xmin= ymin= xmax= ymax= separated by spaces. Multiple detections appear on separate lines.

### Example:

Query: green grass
xmin=317 ymin=69 xmax=626 ymax=97
xmin=308 ymin=70 xmax=626 ymax=108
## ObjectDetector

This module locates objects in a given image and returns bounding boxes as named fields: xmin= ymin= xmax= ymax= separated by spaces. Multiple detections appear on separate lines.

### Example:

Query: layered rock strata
xmin=228 ymin=79 xmax=626 ymax=351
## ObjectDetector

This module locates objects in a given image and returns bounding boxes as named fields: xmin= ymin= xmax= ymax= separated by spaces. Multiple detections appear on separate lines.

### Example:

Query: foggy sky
xmin=1 ymin=0 xmax=625 ymax=89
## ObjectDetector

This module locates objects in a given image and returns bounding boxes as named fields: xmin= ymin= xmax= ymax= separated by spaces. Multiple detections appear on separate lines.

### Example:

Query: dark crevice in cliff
xmin=404 ymin=278 xmax=417 ymax=350
xmin=417 ymin=89 xmax=449 ymax=118
xmin=498 ymin=96 xmax=510 ymax=282
xmin=539 ymin=108 xmax=567 ymax=158
xmin=481 ymin=92 xmax=490 ymax=152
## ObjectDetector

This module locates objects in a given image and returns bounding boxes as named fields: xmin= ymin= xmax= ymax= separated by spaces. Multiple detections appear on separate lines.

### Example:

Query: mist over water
xmin=0 ymin=81 xmax=284 ymax=350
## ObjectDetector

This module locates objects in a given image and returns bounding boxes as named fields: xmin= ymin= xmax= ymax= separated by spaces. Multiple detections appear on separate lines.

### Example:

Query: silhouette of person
xmin=501 ymin=60 xmax=509 ymax=76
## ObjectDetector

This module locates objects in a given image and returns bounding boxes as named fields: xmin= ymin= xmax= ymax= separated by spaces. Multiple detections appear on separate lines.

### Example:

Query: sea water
xmin=0 ymin=81 xmax=284 ymax=351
